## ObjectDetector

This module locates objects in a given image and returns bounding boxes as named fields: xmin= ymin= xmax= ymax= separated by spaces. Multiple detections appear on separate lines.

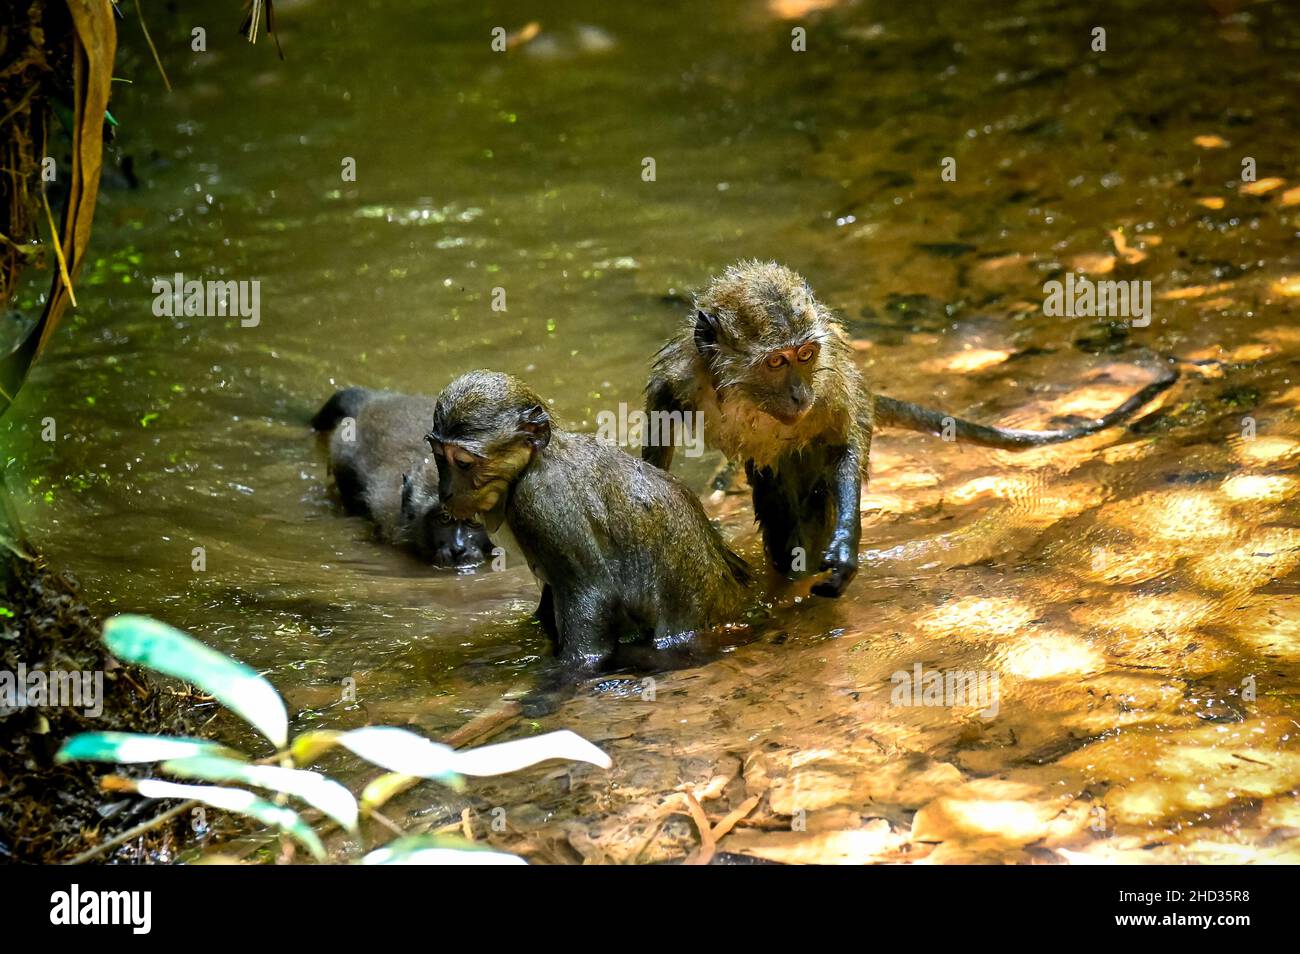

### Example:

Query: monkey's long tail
xmin=310 ymin=386 xmax=375 ymax=431
xmin=871 ymin=360 xmax=1178 ymax=448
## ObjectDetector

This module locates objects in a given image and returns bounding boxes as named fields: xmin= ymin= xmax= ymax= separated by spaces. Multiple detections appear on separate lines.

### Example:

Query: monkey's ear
xmin=518 ymin=404 xmax=551 ymax=449
xmin=694 ymin=310 xmax=720 ymax=356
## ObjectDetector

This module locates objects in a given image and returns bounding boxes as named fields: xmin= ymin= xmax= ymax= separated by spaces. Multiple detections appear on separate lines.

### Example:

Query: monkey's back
xmin=509 ymin=431 xmax=753 ymax=641
xmin=325 ymin=390 xmax=440 ymax=541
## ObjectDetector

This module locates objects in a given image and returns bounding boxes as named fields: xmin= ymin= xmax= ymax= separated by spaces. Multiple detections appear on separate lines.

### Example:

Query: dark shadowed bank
xmin=0 ymin=546 xmax=198 ymax=863
xmin=0 ymin=488 xmax=203 ymax=864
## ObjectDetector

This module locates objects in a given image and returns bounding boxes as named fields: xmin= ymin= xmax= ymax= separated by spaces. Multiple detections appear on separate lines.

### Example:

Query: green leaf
xmin=295 ymin=727 xmax=612 ymax=781
xmin=294 ymin=727 xmax=461 ymax=783
xmin=161 ymin=756 xmax=359 ymax=833
xmin=361 ymin=835 xmax=525 ymax=866
xmin=103 ymin=615 xmax=288 ymax=748
xmin=134 ymin=779 xmax=325 ymax=861
xmin=56 ymin=732 xmax=240 ymax=764
xmin=451 ymin=730 xmax=612 ymax=776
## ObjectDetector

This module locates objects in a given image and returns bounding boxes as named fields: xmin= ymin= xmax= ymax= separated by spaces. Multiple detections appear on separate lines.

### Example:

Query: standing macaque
xmin=426 ymin=370 xmax=754 ymax=671
xmin=644 ymin=261 xmax=1177 ymax=597
xmin=312 ymin=387 xmax=492 ymax=568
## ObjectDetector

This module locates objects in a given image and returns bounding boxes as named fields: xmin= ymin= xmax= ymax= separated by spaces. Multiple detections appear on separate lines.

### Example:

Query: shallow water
xmin=6 ymin=0 xmax=1300 ymax=862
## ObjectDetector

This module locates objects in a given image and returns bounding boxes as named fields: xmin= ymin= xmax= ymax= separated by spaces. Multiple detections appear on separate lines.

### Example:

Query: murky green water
xmin=6 ymin=0 xmax=1300 ymax=862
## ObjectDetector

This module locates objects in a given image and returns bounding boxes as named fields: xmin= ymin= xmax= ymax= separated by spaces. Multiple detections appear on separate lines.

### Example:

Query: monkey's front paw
xmin=811 ymin=557 xmax=857 ymax=598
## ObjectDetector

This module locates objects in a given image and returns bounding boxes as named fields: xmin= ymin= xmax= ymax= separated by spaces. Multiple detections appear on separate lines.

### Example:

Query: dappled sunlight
xmin=916 ymin=597 xmax=1040 ymax=641
xmin=1234 ymin=435 xmax=1300 ymax=465
xmin=1070 ymin=540 xmax=1180 ymax=586
xmin=918 ymin=348 xmax=1012 ymax=375
xmin=1072 ymin=592 xmax=1218 ymax=638
xmin=948 ymin=474 xmax=1034 ymax=504
xmin=1066 ymin=719 xmax=1300 ymax=826
xmin=1221 ymin=596 xmax=1300 ymax=661
xmin=1098 ymin=489 xmax=1239 ymax=545
xmin=1220 ymin=472 xmax=1297 ymax=502
xmin=909 ymin=776 xmax=1098 ymax=862
xmin=998 ymin=632 xmax=1106 ymax=680
xmin=1187 ymin=528 xmax=1300 ymax=591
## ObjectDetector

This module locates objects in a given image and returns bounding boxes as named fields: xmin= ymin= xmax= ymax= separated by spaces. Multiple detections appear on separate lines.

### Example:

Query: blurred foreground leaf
xmin=56 ymin=732 xmax=239 ymax=764
xmin=161 ymin=755 xmax=359 ymax=833
xmin=362 ymin=835 xmax=524 ymax=866
xmin=134 ymin=779 xmax=325 ymax=860
xmin=103 ymin=615 xmax=288 ymax=748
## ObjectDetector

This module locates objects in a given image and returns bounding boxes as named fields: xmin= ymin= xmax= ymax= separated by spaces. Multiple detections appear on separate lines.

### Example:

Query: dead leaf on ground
xmin=1070 ymin=253 xmax=1115 ymax=275
xmin=1241 ymin=177 xmax=1285 ymax=196
xmin=1158 ymin=281 xmax=1234 ymax=300
xmin=1107 ymin=229 xmax=1148 ymax=265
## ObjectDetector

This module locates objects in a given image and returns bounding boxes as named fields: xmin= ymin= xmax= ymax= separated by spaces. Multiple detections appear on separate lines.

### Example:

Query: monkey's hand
xmin=811 ymin=543 xmax=858 ymax=598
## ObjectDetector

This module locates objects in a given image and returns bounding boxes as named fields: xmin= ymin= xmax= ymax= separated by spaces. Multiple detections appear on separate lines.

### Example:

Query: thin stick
xmin=0 ymin=85 xmax=37 ymax=131
xmin=133 ymin=0 xmax=172 ymax=92
xmin=66 ymin=799 xmax=196 ymax=865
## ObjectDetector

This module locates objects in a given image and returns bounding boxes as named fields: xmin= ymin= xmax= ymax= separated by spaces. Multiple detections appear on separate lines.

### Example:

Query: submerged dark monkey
xmin=312 ymin=387 xmax=492 ymax=568
xmin=644 ymin=260 xmax=1177 ymax=597
xmin=426 ymin=370 xmax=754 ymax=671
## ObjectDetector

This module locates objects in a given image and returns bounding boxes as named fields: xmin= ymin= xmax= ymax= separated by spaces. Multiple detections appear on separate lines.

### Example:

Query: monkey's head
xmin=419 ymin=509 xmax=492 ymax=568
xmin=426 ymin=371 xmax=552 ymax=526
xmin=693 ymin=261 xmax=834 ymax=425
xmin=400 ymin=469 xmax=493 ymax=568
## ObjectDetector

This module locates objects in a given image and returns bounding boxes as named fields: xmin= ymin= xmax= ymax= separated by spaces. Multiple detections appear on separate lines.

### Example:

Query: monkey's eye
xmin=765 ymin=354 xmax=788 ymax=370
xmin=467 ymin=515 xmax=485 ymax=529
xmin=796 ymin=343 xmax=818 ymax=363
xmin=448 ymin=446 xmax=477 ymax=471
xmin=435 ymin=510 xmax=454 ymax=526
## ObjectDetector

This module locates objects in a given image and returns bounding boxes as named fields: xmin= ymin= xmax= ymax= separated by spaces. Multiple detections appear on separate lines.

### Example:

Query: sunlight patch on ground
xmin=1234 ymin=435 xmax=1300 ymax=465
xmin=919 ymin=349 xmax=1012 ymax=374
xmin=1074 ymin=541 xmax=1179 ymax=586
xmin=1072 ymin=592 xmax=1217 ymax=637
xmin=1220 ymin=473 xmax=1297 ymax=502
xmin=1187 ymin=529 xmax=1300 ymax=591
xmin=999 ymin=632 xmax=1106 ymax=680
xmin=1099 ymin=489 xmax=1239 ymax=546
xmin=916 ymin=597 xmax=1040 ymax=641
xmin=1062 ymin=719 xmax=1300 ymax=825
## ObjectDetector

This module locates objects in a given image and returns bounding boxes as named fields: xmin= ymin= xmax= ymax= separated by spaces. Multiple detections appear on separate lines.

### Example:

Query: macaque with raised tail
xmin=426 ymin=370 xmax=754 ymax=672
xmin=643 ymin=261 xmax=1177 ymax=597
xmin=312 ymin=387 xmax=492 ymax=568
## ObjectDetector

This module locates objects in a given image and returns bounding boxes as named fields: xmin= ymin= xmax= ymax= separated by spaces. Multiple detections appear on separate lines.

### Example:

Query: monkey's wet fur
xmin=646 ymin=260 xmax=1177 ymax=598
xmin=313 ymin=387 xmax=493 ymax=568
xmin=427 ymin=370 xmax=756 ymax=677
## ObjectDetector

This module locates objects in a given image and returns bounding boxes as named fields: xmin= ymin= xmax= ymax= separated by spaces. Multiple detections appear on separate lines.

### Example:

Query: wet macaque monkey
xmin=312 ymin=387 xmax=493 ymax=568
xmin=426 ymin=370 xmax=754 ymax=671
xmin=644 ymin=261 xmax=1177 ymax=597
